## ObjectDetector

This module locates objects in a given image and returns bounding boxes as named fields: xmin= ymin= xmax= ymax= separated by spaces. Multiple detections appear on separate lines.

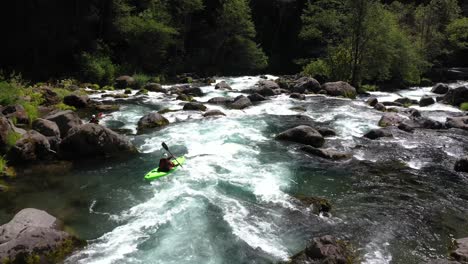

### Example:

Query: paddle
xmin=162 ymin=142 xmax=183 ymax=168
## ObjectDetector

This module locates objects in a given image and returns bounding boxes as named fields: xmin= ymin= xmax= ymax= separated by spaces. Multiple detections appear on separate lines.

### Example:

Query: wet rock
xmin=183 ymin=102 xmax=207 ymax=111
xmin=183 ymin=87 xmax=204 ymax=97
xmin=229 ymin=95 xmax=252 ymax=110
xmin=317 ymin=128 xmax=336 ymax=137
xmin=115 ymin=75 xmax=135 ymax=89
xmin=6 ymin=130 xmax=53 ymax=164
xmin=207 ymin=97 xmax=234 ymax=105
xmin=394 ymin=97 xmax=417 ymax=106
xmin=275 ymin=76 xmax=294 ymax=89
xmin=292 ymin=77 xmax=321 ymax=94
xmin=289 ymin=235 xmax=353 ymax=264
xmin=63 ymin=94 xmax=90 ymax=108
xmin=367 ymin=97 xmax=378 ymax=107
xmin=383 ymin=101 xmax=404 ymax=107
xmin=398 ymin=122 xmax=415 ymax=133
xmin=446 ymin=116 xmax=468 ymax=130
xmin=378 ymin=113 xmax=405 ymax=127
xmin=451 ymin=237 xmax=468 ymax=262
xmin=295 ymin=195 xmax=332 ymax=215
xmin=364 ymin=128 xmax=393 ymax=139
xmin=426 ymin=260 xmax=461 ymax=264
xmin=318 ymin=90 xmax=327 ymax=95
xmin=290 ymin=93 xmax=306 ymax=100
xmin=95 ymin=104 xmax=120 ymax=112
xmin=0 ymin=208 xmax=83 ymax=263
xmin=32 ymin=118 xmax=60 ymax=138
xmin=301 ymin=146 xmax=351 ymax=160
xmin=102 ymin=93 xmax=128 ymax=99
xmin=454 ymin=157 xmax=468 ymax=173
xmin=40 ymin=87 xmax=60 ymax=106
xmin=420 ymin=96 xmax=435 ymax=107
xmin=260 ymin=75 xmax=268 ymax=79
xmin=374 ymin=103 xmax=386 ymax=112
xmin=276 ymin=125 xmax=324 ymax=148
xmin=431 ymin=83 xmax=450 ymax=94
xmin=402 ymin=108 xmax=422 ymax=118
xmin=322 ymin=81 xmax=357 ymax=99
xmin=124 ymin=89 xmax=132 ymax=95
xmin=137 ymin=112 xmax=169 ymax=130
xmin=413 ymin=117 xmax=445 ymax=129
xmin=203 ymin=110 xmax=226 ymax=117
xmin=1 ymin=105 xmax=29 ymax=125
xmin=44 ymin=110 xmax=83 ymax=138
xmin=442 ymin=86 xmax=468 ymax=106
xmin=60 ymin=124 xmax=137 ymax=159
xmin=0 ymin=114 xmax=14 ymax=153
xmin=215 ymin=81 xmax=232 ymax=90
xmin=176 ymin=94 xmax=192 ymax=102
xmin=144 ymin=83 xmax=165 ymax=93
xmin=257 ymin=80 xmax=280 ymax=90
xmin=248 ymin=93 xmax=267 ymax=102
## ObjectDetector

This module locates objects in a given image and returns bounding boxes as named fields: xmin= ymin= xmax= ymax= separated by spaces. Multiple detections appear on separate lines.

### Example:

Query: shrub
xmin=0 ymin=156 xmax=6 ymax=173
xmin=102 ymin=85 xmax=115 ymax=91
xmin=79 ymin=52 xmax=116 ymax=85
xmin=0 ymin=81 xmax=21 ymax=105
xmin=461 ymin=102 xmax=468 ymax=111
xmin=54 ymin=103 xmax=76 ymax=111
xmin=6 ymin=131 xmax=21 ymax=149
xmin=303 ymin=59 xmax=331 ymax=80
xmin=132 ymin=73 xmax=151 ymax=89
xmin=360 ymin=85 xmax=378 ymax=92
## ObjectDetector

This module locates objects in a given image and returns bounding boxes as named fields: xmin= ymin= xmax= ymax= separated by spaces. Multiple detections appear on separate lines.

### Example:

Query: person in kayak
xmin=158 ymin=153 xmax=176 ymax=172
xmin=89 ymin=114 xmax=99 ymax=124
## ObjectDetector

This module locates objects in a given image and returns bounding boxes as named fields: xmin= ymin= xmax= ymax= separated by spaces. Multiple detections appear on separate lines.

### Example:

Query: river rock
xmin=454 ymin=157 xmax=468 ymax=173
xmin=215 ymin=81 xmax=232 ymax=90
xmin=317 ymin=128 xmax=336 ymax=137
xmin=1 ymin=105 xmax=29 ymax=125
xmin=208 ymin=97 xmax=234 ymax=105
xmin=60 ymin=123 xmax=136 ymax=159
xmin=431 ymin=83 xmax=450 ymax=94
xmin=394 ymin=97 xmax=417 ymax=106
xmin=6 ymin=130 xmax=53 ymax=164
xmin=398 ymin=122 xmax=415 ymax=133
xmin=144 ymin=83 xmax=165 ymax=93
xmin=230 ymin=95 xmax=252 ymax=110
xmin=378 ymin=113 xmax=405 ymax=127
xmin=443 ymin=86 xmax=468 ymax=106
xmin=248 ymin=93 xmax=267 ymax=102
xmin=301 ymin=146 xmax=351 ymax=160
xmin=176 ymin=94 xmax=192 ymax=102
xmin=290 ymin=93 xmax=306 ymax=100
xmin=412 ymin=117 xmax=445 ymax=129
xmin=44 ymin=110 xmax=83 ymax=137
xmin=374 ymin=103 xmax=386 ymax=112
xmin=451 ymin=237 xmax=468 ymax=262
xmin=383 ymin=101 xmax=404 ymax=107
xmin=426 ymin=260 xmax=461 ymax=264
xmin=137 ymin=112 xmax=169 ymax=130
xmin=183 ymin=102 xmax=207 ymax=111
xmin=95 ymin=104 xmax=120 ymax=112
xmin=183 ymin=87 xmax=204 ymax=97
xmin=367 ymin=97 xmax=378 ymax=107
xmin=289 ymin=235 xmax=352 ymax=264
xmin=32 ymin=118 xmax=60 ymax=138
xmin=203 ymin=110 xmax=226 ymax=117
xmin=0 ymin=208 xmax=83 ymax=264
xmin=257 ymin=80 xmax=280 ymax=90
xmin=63 ymin=94 xmax=90 ymax=108
xmin=446 ymin=116 xmax=468 ymax=130
xmin=292 ymin=77 xmax=321 ymax=94
xmin=115 ymin=75 xmax=135 ymax=89
xmin=40 ymin=87 xmax=60 ymax=106
xmin=364 ymin=128 xmax=393 ymax=139
xmin=276 ymin=125 xmax=324 ymax=148
xmin=420 ymin=96 xmax=435 ymax=107
xmin=0 ymin=114 xmax=14 ymax=153
xmin=322 ymin=81 xmax=357 ymax=99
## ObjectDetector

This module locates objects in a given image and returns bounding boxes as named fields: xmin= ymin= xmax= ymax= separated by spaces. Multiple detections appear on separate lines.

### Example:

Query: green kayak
xmin=144 ymin=156 xmax=186 ymax=181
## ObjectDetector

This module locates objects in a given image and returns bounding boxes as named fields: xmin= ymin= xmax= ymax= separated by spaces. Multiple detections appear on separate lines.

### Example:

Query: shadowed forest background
xmin=0 ymin=0 xmax=467 ymax=87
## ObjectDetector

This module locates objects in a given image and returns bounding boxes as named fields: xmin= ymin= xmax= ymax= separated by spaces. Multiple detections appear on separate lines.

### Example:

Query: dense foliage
xmin=0 ymin=0 xmax=466 ymax=86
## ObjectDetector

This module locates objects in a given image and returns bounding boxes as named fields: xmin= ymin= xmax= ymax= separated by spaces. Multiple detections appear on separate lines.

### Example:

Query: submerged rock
xmin=301 ymin=146 xmax=351 ymax=160
xmin=322 ymin=81 xmax=357 ymax=99
xmin=364 ymin=128 xmax=393 ymax=139
xmin=137 ymin=112 xmax=169 ymax=130
xmin=394 ymin=97 xmax=417 ymax=106
xmin=276 ymin=125 xmax=324 ymax=148
xmin=183 ymin=102 xmax=207 ymax=111
xmin=44 ymin=110 xmax=83 ymax=138
xmin=60 ymin=123 xmax=137 ymax=159
xmin=454 ymin=157 xmax=468 ymax=173
xmin=207 ymin=97 xmax=234 ymax=105
xmin=295 ymin=195 xmax=332 ymax=215
xmin=229 ymin=95 xmax=252 ymax=110
xmin=431 ymin=83 xmax=450 ymax=94
xmin=289 ymin=235 xmax=354 ymax=264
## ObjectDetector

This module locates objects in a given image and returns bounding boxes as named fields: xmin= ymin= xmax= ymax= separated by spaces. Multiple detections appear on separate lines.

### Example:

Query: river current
xmin=2 ymin=76 xmax=468 ymax=264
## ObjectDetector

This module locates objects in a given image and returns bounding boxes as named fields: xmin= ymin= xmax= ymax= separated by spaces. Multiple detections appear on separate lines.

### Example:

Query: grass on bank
xmin=461 ymin=102 xmax=468 ymax=111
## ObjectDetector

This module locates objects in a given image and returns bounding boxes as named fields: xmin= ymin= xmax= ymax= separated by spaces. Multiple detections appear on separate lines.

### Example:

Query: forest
xmin=0 ymin=0 xmax=467 ymax=87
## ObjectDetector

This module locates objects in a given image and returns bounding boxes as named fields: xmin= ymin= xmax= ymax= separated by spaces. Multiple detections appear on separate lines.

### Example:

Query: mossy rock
xmin=124 ymin=88 xmax=132 ymax=95
xmin=102 ymin=85 xmax=115 ymax=91
xmin=136 ymin=89 xmax=148 ymax=96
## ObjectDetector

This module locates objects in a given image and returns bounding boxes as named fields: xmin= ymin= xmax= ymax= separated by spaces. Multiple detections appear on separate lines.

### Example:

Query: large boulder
xmin=378 ymin=113 xmax=405 ymax=127
xmin=364 ymin=128 xmax=393 ymax=139
xmin=215 ymin=81 xmax=232 ymax=90
xmin=0 ymin=115 xmax=14 ymax=154
xmin=446 ymin=116 xmax=468 ymax=130
xmin=255 ymin=86 xmax=276 ymax=97
xmin=182 ymin=87 xmax=204 ymax=97
xmin=144 ymin=83 xmax=165 ymax=93
xmin=451 ymin=237 xmax=468 ymax=262
xmin=289 ymin=235 xmax=353 ymax=264
xmin=454 ymin=157 xmax=468 ymax=173
xmin=301 ymin=146 xmax=351 ymax=160
xmin=248 ymin=93 xmax=267 ymax=102
xmin=292 ymin=77 xmax=321 ymax=94
xmin=1 ymin=105 xmax=29 ymax=125
xmin=207 ymin=97 xmax=234 ymax=105
xmin=0 ymin=208 xmax=83 ymax=264
xmin=419 ymin=96 xmax=435 ymax=107
xmin=276 ymin=125 xmax=325 ymax=148
xmin=229 ymin=95 xmax=252 ymax=110
xmin=431 ymin=83 xmax=450 ymax=94
xmin=32 ymin=118 xmax=60 ymax=138
xmin=183 ymin=102 xmax=207 ymax=111
xmin=137 ymin=112 xmax=169 ymax=130
xmin=40 ymin=87 xmax=60 ymax=106
xmin=443 ymin=86 xmax=468 ymax=106
xmin=60 ymin=123 xmax=137 ymax=159
xmin=6 ymin=130 xmax=53 ymax=164
xmin=44 ymin=110 xmax=83 ymax=137
xmin=257 ymin=80 xmax=280 ymax=90
xmin=63 ymin=94 xmax=89 ymax=108
xmin=367 ymin=97 xmax=378 ymax=107
xmin=322 ymin=81 xmax=357 ymax=99
xmin=115 ymin=75 xmax=135 ymax=89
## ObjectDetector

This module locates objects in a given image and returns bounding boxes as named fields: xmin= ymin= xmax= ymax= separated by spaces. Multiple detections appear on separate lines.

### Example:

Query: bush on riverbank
xmin=461 ymin=102 xmax=468 ymax=111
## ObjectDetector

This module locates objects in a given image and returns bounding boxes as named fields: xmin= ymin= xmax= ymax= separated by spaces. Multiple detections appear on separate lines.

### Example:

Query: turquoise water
xmin=1 ymin=77 xmax=468 ymax=263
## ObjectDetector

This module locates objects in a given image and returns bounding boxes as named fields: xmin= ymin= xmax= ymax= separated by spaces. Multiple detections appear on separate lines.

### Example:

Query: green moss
xmin=132 ymin=73 xmax=151 ymax=89
xmin=53 ymin=88 xmax=73 ymax=100
xmin=460 ymin=102 xmax=468 ymax=111
xmin=54 ymin=102 xmax=76 ymax=111
xmin=21 ymin=102 xmax=38 ymax=124
xmin=124 ymin=88 xmax=132 ymax=94
xmin=360 ymin=84 xmax=378 ymax=92
xmin=136 ymin=89 xmax=148 ymax=95
xmin=103 ymin=85 xmax=115 ymax=91
xmin=90 ymin=84 xmax=100 ymax=90
xmin=6 ymin=131 xmax=21 ymax=149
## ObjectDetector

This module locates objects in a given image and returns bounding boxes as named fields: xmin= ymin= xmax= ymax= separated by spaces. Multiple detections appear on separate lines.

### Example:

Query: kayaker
xmin=158 ymin=153 xmax=175 ymax=172
xmin=89 ymin=114 xmax=99 ymax=124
